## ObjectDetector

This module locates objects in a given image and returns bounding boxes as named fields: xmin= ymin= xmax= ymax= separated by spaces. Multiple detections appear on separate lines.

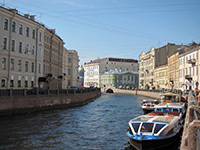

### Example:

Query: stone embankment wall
xmin=113 ymin=89 xmax=160 ymax=99
xmin=0 ymin=89 xmax=101 ymax=116
xmin=181 ymin=92 xmax=200 ymax=150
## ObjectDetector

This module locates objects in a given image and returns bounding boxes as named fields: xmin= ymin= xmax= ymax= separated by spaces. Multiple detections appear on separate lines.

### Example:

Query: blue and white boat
xmin=153 ymin=102 xmax=186 ymax=124
xmin=126 ymin=115 xmax=181 ymax=150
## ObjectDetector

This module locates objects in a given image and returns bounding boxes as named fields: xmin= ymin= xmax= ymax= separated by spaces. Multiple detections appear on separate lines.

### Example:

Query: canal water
xmin=0 ymin=94 xmax=180 ymax=150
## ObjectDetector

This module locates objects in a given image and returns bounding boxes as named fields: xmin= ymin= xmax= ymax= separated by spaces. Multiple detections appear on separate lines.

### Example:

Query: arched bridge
xmin=101 ymin=87 xmax=116 ymax=93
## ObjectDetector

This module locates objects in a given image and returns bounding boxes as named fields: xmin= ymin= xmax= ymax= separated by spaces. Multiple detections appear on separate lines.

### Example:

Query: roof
xmin=85 ymin=57 xmax=138 ymax=65
xmin=84 ymin=58 xmax=107 ymax=65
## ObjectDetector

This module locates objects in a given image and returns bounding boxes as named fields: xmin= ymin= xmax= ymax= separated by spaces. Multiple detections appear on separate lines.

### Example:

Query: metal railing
xmin=0 ymin=88 xmax=100 ymax=96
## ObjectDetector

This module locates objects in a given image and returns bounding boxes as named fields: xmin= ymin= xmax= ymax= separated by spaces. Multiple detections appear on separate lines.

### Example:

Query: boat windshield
xmin=154 ymin=124 xmax=166 ymax=134
xmin=131 ymin=123 xmax=140 ymax=133
xmin=140 ymin=123 xmax=154 ymax=133
xmin=163 ymin=108 xmax=170 ymax=113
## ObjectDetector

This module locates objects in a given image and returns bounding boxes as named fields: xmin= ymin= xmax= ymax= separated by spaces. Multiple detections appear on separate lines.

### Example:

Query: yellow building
xmin=168 ymin=50 xmax=183 ymax=89
xmin=154 ymin=65 xmax=168 ymax=90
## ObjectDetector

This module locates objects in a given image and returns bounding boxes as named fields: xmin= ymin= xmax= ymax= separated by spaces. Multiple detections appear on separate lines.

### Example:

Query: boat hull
xmin=142 ymin=108 xmax=154 ymax=114
xmin=127 ymin=127 xmax=181 ymax=150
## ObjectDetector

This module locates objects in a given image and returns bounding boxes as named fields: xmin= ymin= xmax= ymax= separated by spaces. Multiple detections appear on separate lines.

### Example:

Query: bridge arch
xmin=101 ymin=87 xmax=115 ymax=93
xmin=106 ymin=88 xmax=114 ymax=93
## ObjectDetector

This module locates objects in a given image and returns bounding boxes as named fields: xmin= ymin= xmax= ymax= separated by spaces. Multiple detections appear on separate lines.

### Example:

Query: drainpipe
xmin=35 ymin=27 xmax=39 ymax=88
xmin=7 ymin=11 xmax=16 ymax=89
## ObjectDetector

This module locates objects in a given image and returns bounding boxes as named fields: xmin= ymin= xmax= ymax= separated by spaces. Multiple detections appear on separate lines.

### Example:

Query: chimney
xmin=24 ymin=14 xmax=29 ymax=19
xmin=50 ymin=29 xmax=56 ymax=34
xmin=30 ymin=15 xmax=36 ymax=21
xmin=9 ymin=8 xmax=18 ymax=14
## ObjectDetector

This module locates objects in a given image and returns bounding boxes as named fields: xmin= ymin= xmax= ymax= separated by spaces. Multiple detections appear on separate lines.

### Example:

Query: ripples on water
xmin=0 ymin=94 xmax=180 ymax=150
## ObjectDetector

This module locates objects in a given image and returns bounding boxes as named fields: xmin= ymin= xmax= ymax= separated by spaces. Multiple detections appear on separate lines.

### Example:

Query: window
xmin=19 ymin=42 xmax=23 ymax=53
xmin=10 ymin=80 xmax=14 ymax=87
xmin=2 ymin=58 xmax=6 ymax=70
xmin=26 ymin=27 xmax=29 ymax=37
xmin=3 ymin=37 xmax=7 ymax=49
xmin=1 ymin=79 xmax=6 ymax=87
xmin=25 ymin=44 xmax=29 ymax=54
xmin=4 ymin=19 xmax=8 ymax=30
xmin=18 ymin=80 xmax=21 ymax=87
xmin=19 ymin=24 xmax=23 ymax=35
xmin=18 ymin=60 xmax=21 ymax=71
xmin=31 ymin=62 xmax=34 ymax=72
xmin=32 ymin=46 xmax=35 ymax=55
xmin=68 ymin=68 xmax=71 ymax=75
xmin=39 ymin=32 xmax=42 ymax=42
xmin=25 ymin=80 xmax=28 ymax=87
xmin=39 ymin=63 xmax=41 ymax=73
xmin=68 ymin=58 xmax=71 ymax=63
xmin=12 ymin=22 xmax=16 ymax=32
xmin=11 ymin=59 xmax=14 ymax=70
xmin=11 ymin=40 xmax=15 ymax=51
xmin=31 ymin=81 xmax=34 ymax=87
xmin=25 ymin=61 xmax=28 ymax=72
xmin=32 ymin=29 xmax=35 ymax=39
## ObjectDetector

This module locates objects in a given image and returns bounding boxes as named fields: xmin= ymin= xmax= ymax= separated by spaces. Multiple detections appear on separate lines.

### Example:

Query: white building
xmin=178 ymin=43 xmax=200 ymax=91
xmin=0 ymin=7 xmax=45 ymax=89
xmin=84 ymin=57 xmax=138 ymax=87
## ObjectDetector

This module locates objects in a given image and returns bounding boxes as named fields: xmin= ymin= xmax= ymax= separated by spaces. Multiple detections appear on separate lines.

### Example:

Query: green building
xmin=99 ymin=70 xmax=138 ymax=89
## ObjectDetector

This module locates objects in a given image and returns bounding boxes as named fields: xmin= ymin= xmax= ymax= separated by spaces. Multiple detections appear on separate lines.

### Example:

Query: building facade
xmin=139 ymin=47 xmax=155 ymax=89
xmin=67 ymin=50 xmax=79 ymax=88
xmin=179 ymin=43 xmax=200 ymax=91
xmin=84 ymin=57 xmax=138 ymax=87
xmin=43 ymin=29 xmax=64 ymax=89
xmin=99 ymin=70 xmax=138 ymax=89
xmin=155 ymin=43 xmax=182 ymax=68
xmin=154 ymin=65 xmax=168 ymax=90
xmin=167 ymin=49 xmax=185 ymax=90
xmin=139 ymin=43 xmax=182 ymax=90
xmin=78 ymin=65 xmax=84 ymax=88
xmin=0 ymin=7 xmax=45 ymax=89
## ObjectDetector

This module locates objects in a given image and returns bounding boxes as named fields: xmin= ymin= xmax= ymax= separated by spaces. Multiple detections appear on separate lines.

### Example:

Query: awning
xmin=38 ymin=77 xmax=46 ymax=82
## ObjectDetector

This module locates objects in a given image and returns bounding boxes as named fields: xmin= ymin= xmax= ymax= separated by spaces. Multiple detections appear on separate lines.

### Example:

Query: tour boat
xmin=126 ymin=115 xmax=181 ymax=150
xmin=160 ymin=91 xmax=180 ymax=103
xmin=141 ymin=99 xmax=160 ymax=114
xmin=153 ymin=102 xmax=186 ymax=124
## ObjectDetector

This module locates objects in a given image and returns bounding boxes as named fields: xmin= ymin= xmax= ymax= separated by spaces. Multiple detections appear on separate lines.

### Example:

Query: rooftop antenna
xmin=2 ymin=0 xmax=5 ymax=6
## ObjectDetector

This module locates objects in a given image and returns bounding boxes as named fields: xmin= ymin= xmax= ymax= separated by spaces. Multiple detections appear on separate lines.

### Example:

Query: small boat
xmin=141 ymin=99 xmax=160 ymax=114
xmin=126 ymin=114 xmax=181 ymax=150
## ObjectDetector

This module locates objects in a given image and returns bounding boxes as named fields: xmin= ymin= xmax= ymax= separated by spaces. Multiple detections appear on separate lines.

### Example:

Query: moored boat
xmin=126 ymin=114 xmax=181 ymax=150
xmin=153 ymin=102 xmax=186 ymax=125
xmin=141 ymin=99 xmax=160 ymax=114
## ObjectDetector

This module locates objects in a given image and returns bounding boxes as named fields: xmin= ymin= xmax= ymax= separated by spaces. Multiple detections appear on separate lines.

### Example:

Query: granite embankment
xmin=102 ymin=87 xmax=161 ymax=99
xmin=0 ymin=88 xmax=101 ymax=116
xmin=181 ymin=92 xmax=200 ymax=150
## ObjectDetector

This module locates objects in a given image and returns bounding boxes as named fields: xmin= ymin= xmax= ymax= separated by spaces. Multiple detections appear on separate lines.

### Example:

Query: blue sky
xmin=2 ymin=0 xmax=200 ymax=65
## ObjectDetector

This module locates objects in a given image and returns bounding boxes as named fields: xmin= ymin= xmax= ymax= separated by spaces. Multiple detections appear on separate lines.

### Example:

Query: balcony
xmin=187 ymin=59 xmax=196 ymax=64
xmin=185 ymin=75 xmax=192 ymax=81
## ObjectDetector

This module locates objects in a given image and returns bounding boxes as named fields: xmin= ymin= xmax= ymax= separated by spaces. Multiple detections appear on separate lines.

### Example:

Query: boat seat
xmin=167 ymin=112 xmax=180 ymax=116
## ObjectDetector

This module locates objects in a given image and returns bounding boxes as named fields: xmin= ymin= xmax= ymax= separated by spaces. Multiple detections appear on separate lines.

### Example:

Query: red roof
xmin=85 ymin=58 xmax=107 ymax=65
